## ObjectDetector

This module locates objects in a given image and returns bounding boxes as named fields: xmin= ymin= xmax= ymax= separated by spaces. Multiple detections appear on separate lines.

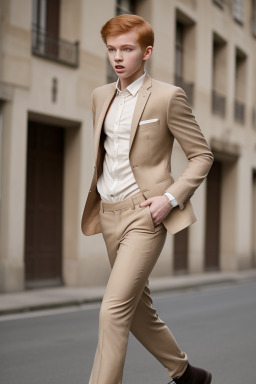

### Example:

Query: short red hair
xmin=101 ymin=14 xmax=154 ymax=49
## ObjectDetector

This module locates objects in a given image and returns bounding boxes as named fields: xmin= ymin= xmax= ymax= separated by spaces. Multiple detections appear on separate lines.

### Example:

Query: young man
xmin=81 ymin=14 xmax=213 ymax=384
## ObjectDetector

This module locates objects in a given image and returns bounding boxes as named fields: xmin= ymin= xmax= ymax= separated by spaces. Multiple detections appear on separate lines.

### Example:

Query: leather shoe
xmin=168 ymin=362 xmax=212 ymax=384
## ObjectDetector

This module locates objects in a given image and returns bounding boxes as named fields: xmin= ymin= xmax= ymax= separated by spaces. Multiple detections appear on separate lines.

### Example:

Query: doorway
xmin=205 ymin=160 xmax=222 ymax=270
xmin=173 ymin=227 xmax=188 ymax=273
xmin=25 ymin=121 xmax=64 ymax=287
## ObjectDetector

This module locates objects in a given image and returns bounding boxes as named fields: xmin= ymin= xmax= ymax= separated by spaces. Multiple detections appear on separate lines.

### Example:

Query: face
xmin=106 ymin=30 xmax=153 ymax=90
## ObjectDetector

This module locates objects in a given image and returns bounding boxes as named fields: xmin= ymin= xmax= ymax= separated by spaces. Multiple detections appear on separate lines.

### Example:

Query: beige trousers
xmin=89 ymin=190 xmax=188 ymax=384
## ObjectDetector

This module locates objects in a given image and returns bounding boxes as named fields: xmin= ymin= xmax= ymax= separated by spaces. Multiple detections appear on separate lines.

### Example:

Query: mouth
xmin=115 ymin=65 xmax=125 ymax=69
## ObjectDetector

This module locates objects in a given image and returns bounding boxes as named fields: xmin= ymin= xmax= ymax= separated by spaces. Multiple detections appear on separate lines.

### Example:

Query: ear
xmin=143 ymin=46 xmax=153 ymax=61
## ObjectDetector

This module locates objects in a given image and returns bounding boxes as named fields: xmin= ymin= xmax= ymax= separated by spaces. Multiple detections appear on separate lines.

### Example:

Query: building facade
xmin=0 ymin=0 xmax=255 ymax=293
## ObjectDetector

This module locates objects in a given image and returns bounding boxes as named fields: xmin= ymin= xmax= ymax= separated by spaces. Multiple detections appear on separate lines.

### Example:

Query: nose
xmin=114 ymin=50 xmax=123 ymax=61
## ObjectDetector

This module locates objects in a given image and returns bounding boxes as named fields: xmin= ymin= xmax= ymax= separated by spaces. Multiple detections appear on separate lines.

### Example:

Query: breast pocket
xmin=133 ymin=120 xmax=162 ymax=164
xmin=138 ymin=120 xmax=160 ymax=129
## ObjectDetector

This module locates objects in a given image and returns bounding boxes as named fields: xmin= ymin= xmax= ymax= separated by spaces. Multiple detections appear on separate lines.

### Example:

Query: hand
xmin=139 ymin=195 xmax=173 ymax=226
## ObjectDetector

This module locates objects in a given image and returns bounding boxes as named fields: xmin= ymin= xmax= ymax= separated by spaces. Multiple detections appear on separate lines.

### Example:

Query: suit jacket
xmin=81 ymin=73 xmax=214 ymax=236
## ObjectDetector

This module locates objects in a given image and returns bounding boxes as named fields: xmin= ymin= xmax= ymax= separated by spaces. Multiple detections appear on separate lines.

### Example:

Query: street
xmin=0 ymin=279 xmax=256 ymax=384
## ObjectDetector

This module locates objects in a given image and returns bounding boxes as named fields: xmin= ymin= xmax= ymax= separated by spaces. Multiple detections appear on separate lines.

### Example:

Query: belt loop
xmin=129 ymin=197 xmax=135 ymax=210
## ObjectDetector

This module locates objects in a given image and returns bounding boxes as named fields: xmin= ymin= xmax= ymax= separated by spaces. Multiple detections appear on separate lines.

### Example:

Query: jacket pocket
xmin=138 ymin=120 xmax=160 ymax=129
xmin=146 ymin=206 xmax=155 ymax=231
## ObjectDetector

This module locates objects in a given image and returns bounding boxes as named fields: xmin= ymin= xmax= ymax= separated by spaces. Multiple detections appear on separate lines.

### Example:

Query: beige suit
xmin=81 ymin=73 xmax=213 ymax=236
xmin=83 ymin=73 xmax=214 ymax=384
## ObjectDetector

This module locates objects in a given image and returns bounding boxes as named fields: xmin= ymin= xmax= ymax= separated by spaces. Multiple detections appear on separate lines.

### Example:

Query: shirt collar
xmin=116 ymin=71 xmax=147 ymax=96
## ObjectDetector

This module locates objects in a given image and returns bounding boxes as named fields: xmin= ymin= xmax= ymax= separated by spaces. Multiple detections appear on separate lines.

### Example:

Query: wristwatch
xmin=162 ymin=192 xmax=178 ymax=208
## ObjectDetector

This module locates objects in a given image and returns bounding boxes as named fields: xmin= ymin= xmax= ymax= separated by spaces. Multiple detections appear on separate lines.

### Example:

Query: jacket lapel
xmin=129 ymin=73 xmax=152 ymax=152
xmin=93 ymin=84 xmax=116 ymax=163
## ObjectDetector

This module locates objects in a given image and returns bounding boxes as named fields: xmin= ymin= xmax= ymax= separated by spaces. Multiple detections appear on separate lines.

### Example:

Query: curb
xmin=0 ymin=298 xmax=103 ymax=317
xmin=0 ymin=271 xmax=255 ymax=316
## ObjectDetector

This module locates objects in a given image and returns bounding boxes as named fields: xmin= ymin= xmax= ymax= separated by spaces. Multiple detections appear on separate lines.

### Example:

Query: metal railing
xmin=32 ymin=24 xmax=79 ymax=68
xmin=234 ymin=99 xmax=245 ymax=124
xmin=212 ymin=90 xmax=226 ymax=117
xmin=175 ymin=75 xmax=194 ymax=106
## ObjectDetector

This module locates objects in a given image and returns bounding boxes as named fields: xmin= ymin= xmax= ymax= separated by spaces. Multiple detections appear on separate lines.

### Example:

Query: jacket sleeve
xmin=165 ymin=87 xmax=214 ymax=210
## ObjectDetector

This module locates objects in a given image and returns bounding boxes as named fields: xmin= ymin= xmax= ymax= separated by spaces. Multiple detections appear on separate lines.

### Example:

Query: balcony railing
xmin=212 ymin=90 xmax=226 ymax=117
xmin=32 ymin=24 xmax=79 ymax=68
xmin=234 ymin=99 xmax=245 ymax=124
xmin=175 ymin=75 xmax=194 ymax=106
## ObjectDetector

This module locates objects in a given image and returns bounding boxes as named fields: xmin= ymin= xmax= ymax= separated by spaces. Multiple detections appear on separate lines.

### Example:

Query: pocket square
xmin=139 ymin=119 xmax=159 ymax=125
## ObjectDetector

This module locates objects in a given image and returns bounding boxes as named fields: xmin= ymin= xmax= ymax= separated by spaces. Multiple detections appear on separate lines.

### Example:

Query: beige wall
xmin=0 ymin=0 xmax=255 ymax=292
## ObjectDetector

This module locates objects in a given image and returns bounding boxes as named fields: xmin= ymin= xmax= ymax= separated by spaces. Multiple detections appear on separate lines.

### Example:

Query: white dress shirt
xmin=96 ymin=71 xmax=178 ymax=206
xmin=97 ymin=72 xmax=146 ymax=202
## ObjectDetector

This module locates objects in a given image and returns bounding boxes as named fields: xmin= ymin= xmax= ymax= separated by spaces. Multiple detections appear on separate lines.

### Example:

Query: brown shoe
xmin=168 ymin=362 xmax=212 ymax=384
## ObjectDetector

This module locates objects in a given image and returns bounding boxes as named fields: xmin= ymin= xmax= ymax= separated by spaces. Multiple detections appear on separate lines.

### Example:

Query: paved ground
xmin=0 ymin=278 xmax=256 ymax=384
xmin=1 ymin=269 xmax=256 ymax=316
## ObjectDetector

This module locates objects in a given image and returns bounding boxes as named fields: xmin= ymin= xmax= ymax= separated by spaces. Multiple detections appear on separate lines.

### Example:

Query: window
xmin=32 ymin=0 xmax=60 ymax=39
xmin=174 ymin=11 xmax=196 ymax=106
xmin=252 ymin=0 xmax=256 ymax=36
xmin=175 ymin=22 xmax=183 ymax=79
xmin=32 ymin=0 xmax=47 ymax=31
xmin=234 ymin=48 xmax=247 ymax=124
xmin=116 ymin=0 xmax=136 ymax=15
xmin=212 ymin=34 xmax=227 ymax=117
xmin=232 ymin=0 xmax=244 ymax=24
xmin=32 ymin=0 xmax=79 ymax=67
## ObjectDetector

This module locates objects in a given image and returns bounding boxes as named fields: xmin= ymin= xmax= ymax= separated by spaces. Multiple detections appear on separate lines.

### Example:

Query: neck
xmin=118 ymin=68 xmax=145 ymax=91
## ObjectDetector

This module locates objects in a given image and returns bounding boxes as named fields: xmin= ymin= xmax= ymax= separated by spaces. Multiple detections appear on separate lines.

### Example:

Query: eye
xmin=124 ymin=48 xmax=132 ymax=51
xmin=108 ymin=48 xmax=115 ymax=52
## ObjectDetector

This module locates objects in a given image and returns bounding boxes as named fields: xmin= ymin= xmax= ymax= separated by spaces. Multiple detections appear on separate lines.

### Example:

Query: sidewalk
xmin=0 ymin=269 xmax=256 ymax=316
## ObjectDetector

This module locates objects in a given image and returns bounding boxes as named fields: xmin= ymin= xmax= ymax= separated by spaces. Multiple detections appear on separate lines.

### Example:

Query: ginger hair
xmin=101 ymin=14 xmax=154 ymax=49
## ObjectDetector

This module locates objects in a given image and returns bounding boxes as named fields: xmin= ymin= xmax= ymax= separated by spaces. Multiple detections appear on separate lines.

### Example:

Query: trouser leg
xmin=130 ymin=280 xmax=188 ymax=378
xmin=89 ymin=202 xmax=187 ymax=384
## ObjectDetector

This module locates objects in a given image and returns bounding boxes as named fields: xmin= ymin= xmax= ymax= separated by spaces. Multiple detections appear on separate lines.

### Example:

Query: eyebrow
xmin=107 ymin=44 xmax=136 ymax=48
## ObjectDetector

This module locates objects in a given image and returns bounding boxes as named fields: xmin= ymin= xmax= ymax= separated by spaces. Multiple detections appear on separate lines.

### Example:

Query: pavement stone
xmin=0 ymin=269 xmax=256 ymax=316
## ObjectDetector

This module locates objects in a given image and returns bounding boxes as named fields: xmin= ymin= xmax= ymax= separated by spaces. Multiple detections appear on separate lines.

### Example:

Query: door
xmin=205 ymin=160 xmax=222 ymax=270
xmin=25 ymin=121 xmax=64 ymax=286
xmin=173 ymin=227 xmax=188 ymax=273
